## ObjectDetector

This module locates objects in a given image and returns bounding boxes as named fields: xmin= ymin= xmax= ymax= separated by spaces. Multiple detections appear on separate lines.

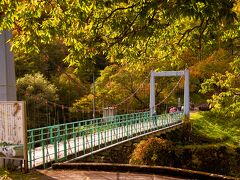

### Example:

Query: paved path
xmin=38 ymin=170 xmax=184 ymax=180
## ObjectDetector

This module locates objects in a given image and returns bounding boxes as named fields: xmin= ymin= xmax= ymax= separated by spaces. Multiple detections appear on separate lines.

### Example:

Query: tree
xmin=200 ymin=57 xmax=240 ymax=118
xmin=0 ymin=0 xmax=237 ymax=67
xmin=2 ymin=0 xmax=240 ymax=118
xmin=17 ymin=72 xmax=58 ymax=102
xmin=52 ymin=68 xmax=90 ymax=106
xmin=17 ymin=72 xmax=59 ymax=128
xmin=197 ymin=2 xmax=240 ymax=117
xmin=187 ymin=49 xmax=233 ymax=103
xmin=15 ymin=41 xmax=68 ymax=78
xmin=73 ymin=61 xmax=185 ymax=113
xmin=72 ymin=63 xmax=150 ymax=112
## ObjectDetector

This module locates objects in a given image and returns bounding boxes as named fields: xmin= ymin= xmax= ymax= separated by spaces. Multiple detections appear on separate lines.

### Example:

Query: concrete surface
xmin=38 ymin=170 xmax=184 ymax=180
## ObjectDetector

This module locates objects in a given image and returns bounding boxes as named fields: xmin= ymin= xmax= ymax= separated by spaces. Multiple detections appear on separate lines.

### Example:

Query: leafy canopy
xmin=1 ymin=0 xmax=240 ymax=114
xmin=200 ymin=57 xmax=240 ymax=118
xmin=0 ymin=0 xmax=237 ymax=67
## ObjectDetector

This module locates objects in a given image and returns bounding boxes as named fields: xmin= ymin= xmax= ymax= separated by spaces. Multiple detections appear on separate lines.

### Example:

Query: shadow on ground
xmin=5 ymin=169 xmax=56 ymax=180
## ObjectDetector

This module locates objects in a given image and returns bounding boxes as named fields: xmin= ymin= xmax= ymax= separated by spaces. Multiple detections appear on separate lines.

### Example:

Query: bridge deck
xmin=27 ymin=111 xmax=183 ymax=168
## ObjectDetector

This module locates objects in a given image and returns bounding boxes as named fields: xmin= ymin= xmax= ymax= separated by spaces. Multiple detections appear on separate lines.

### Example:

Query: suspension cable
xmin=154 ymin=75 xmax=184 ymax=108
xmin=121 ymin=74 xmax=184 ymax=113
xmin=114 ymin=72 xmax=151 ymax=107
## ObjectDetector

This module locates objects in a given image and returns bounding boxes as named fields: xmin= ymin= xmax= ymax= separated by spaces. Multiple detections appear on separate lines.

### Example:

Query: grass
xmin=0 ymin=168 xmax=47 ymax=180
xmin=166 ymin=112 xmax=240 ymax=177
xmin=0 ymin=168 xmax=10 ymax=180
xmin=190 ymin=111 xmax=240 ymax=146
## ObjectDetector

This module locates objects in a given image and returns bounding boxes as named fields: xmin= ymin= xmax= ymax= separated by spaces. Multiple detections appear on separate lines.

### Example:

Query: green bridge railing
xmin=27 ymin=111 xmax=183 ymax=169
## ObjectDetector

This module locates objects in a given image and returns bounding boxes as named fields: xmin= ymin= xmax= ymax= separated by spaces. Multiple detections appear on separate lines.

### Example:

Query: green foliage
xmin=0 ymin=0 xmax=238 ymax=67
xmin=129 ymin=112 xmax=240 ymax=177
xmin=72 ymin=94 xmax=93 ymax=111
xmin=1 ymin=0 xmax=240 ymax=118
xmin=173 ymin=144 xmax=240 ymax=177
xmin=190 ymin=112 xmax=237 ymax=145
xmin=0 ymin=168 xmax=10 ymax=180
xmin=17 ymin=72 xmax=58 ymax=103
xmin=14 ymin=42 xmax=68 ymax=78
xmin=200 ymin=57 xmax=240 ymax=118
xmin=17 ymin=73 xmax=59 ymax=128
xmin=72 ymin=63 xmax=151 ymax=111
xmin=52 ymin=69 xmax=89 ymax=106
xmin=195 ymin=2 xmax=240 ymax=118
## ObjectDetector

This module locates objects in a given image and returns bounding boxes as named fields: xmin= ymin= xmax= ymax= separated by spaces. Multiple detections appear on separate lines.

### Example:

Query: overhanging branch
xmin=100 ymin=4 xmax=138 ymax=20
xmin=177 ymin=19 xmax=205 ymax=46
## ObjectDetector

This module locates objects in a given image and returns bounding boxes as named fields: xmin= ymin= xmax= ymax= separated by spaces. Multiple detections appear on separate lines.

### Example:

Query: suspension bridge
xmin=27 ymin=111 xmax=184 ymax=168
xmin=0 ymin=69 xmax=190 ymax=171
xmin=26 ymin=69 xmax=190 ymax=169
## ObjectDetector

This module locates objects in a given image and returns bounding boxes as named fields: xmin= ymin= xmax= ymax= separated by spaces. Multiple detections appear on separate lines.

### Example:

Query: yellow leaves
xmin=190 ymin=49 xmax=232 ymax=79
xmin=129 ymin=137 xmax=172 ymax=165
xmin=233 ymin=0 xmax=240 ymax=14
xmin=201 ymin=63 xmax=240 ymax=117
xmin=72 ymin=95 xmax=92 ymax=111
xmin=83 ymin=20 xmax=94 ymax=32
xmin=30 ymin=0 xmax=40 ymax=6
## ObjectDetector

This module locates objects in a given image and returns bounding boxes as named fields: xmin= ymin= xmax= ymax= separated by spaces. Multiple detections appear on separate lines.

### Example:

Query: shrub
xmin=17 ymin=72 xmax=58 ymax=103
xmin=129 ymin=137 xmax=174 ymax=166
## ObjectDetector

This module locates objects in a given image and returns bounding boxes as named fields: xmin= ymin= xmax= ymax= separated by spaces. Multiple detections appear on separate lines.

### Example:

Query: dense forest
xmin=1 ymin=0 xmax=240 ymax=177
xmin=1 ymin=0 xmax=239 ymax=121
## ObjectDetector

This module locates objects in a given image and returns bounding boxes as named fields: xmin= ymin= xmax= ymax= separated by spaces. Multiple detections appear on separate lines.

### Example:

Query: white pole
xmin=184 ymin=69 xmax=190 ymax=118
xmin=92 ymin=73 xmax=95 ymax=119
xmin=150 ymin=70 xmax=155 ymax=116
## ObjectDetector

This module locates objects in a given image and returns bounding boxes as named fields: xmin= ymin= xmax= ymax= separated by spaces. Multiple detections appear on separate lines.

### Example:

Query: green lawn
xmin=190 ymin=111 xmax=240 ymax=146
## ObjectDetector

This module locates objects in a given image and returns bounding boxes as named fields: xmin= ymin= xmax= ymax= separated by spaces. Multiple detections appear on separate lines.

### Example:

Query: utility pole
xmin=0 ymin=30 xmax=17 ymax=168
xmin=0 ymin=30 xmax=16 ymax=100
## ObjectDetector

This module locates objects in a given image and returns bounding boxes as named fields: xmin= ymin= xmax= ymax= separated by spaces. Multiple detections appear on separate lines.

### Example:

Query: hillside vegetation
xmin=130 ymin=111 xmax=240 ymax=177
xmin=191 ymin=112 xmax=240 ymax=146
